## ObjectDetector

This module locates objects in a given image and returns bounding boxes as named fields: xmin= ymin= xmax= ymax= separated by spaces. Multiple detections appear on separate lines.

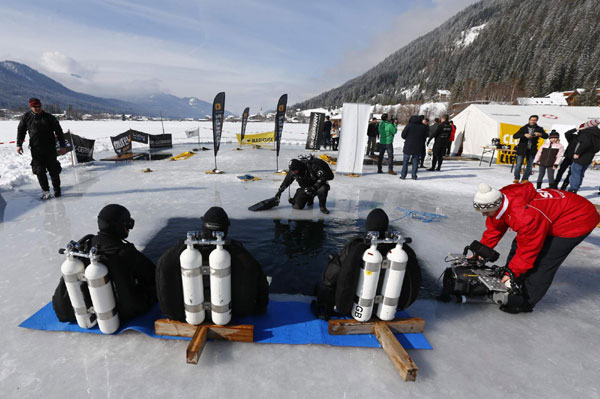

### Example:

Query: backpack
xmin=312 ymin=236 xmax=421 ymax=320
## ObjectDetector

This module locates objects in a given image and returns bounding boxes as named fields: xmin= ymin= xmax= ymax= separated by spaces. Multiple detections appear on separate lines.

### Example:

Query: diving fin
xmin=248 ymin=197 xmax=280 ymax=212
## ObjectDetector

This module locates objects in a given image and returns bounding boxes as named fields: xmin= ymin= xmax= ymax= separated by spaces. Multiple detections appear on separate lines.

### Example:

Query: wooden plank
xmin=374 ymin=324 xmax=418 ymax=382
xmin=186 ymin=326 xmax=208 ymax=364
xmin=328 ymin=318 xmax=425 ymax=335
xmin=155 ymin=319 xmax=254 ymax=342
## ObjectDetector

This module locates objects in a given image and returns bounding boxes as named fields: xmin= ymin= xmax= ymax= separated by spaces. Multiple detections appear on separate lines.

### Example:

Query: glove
xmin=304 ymin=187 xmax=316 ymax=196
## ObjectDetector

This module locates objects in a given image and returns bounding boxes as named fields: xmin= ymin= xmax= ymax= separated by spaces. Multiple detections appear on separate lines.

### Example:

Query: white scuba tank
xmin=376 ymin=242 xmax=408 ymax=321
xmin=180 ymin=243 xmax=205 ymax=325
xmin=209 ymin=241 xmax=232 ymax=325
xmin=351 ymin=242 xmax=383 ymax=322
xmin=61 ymin=254 xmax=97 ymax=329
xmin=84 ymin=255 xmax=119 ymax=334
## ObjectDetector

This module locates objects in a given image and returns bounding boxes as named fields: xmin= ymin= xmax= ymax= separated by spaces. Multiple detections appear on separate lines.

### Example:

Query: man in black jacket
xmin=366 ymin=117 xmax=379 ymax=156
xmin=17 ymin=98 xmax=67 ymax=200
xmin=427 ymin=114 xmax=452 ymax=171
xmin=275 ymin=156 xmax=334 ymax=214
xmin=512 ymin=115 xmax=548 ymax=184
xmin=155 ymin=207 xmax=269 ymax=321
xmin=52 ymin=204 xmax=157 ymax=324
xmin=569 ymin=121 xmax=600 ymax=193
xmin=400 ymin=115 xmax=429 ymax=179
xmin=552 ymin=128 xmax=578 ymax=189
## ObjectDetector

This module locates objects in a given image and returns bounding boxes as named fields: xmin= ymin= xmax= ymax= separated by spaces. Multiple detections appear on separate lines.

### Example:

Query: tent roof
xmin=463 ymin=104 xmax=600 ymax=127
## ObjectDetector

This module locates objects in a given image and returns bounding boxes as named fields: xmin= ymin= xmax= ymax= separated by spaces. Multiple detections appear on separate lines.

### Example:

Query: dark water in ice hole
xmin=143 ymin=217 xmax=398 ymax=295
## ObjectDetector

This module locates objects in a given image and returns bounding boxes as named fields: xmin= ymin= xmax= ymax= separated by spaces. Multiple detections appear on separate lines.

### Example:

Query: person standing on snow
xmin=427 ymin=114 xmax=452 ymax=171
xmin=275 ymin=155 xmax=334 ymax=214
xmin=568 ymin=120 xmax=600 ymax=193
xmin=512 ymin=115 xmax=548 ymax=184
xmin=472 ymin=182 xmax=599 ymax=314
xmin=366 ymin=117 xmax=379 ymax=156
xmin=533 ymin=130 xmax=564 ymax=189
xmin=377 ymin=113 xmax=398 ymax=175
xmin=400 ymin=115 xmax=429 ymax=180
xmin=16 ymin=98 xmax=67 ymax=199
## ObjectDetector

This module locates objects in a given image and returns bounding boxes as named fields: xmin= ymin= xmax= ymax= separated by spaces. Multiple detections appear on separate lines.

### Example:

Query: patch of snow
xmin=455 ymin=23 xmax=487 ymax=48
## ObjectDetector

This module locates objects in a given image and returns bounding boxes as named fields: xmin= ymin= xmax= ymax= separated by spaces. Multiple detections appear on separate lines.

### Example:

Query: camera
xmin=438 ymin=241 xmax=519 ymax=305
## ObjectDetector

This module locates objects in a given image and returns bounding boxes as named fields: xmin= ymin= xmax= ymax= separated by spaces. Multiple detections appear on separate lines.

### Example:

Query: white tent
xmin=452 ymin=104 xmax=600 ymax=158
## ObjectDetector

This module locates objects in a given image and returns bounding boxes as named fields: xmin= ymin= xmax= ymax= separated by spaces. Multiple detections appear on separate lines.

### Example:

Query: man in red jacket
xmin=473 ymin=182 xmax=599 ymax=313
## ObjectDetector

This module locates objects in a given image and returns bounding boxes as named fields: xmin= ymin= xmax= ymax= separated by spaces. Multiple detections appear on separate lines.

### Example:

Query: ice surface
xmin=0 ymin=120 xmax=599 ymax=398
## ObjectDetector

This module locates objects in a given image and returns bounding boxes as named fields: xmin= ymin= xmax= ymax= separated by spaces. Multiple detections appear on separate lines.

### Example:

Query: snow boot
xmin=41 ymin=191 xmax=52 ymax=200
xmin=513 ymin=179 xmax=520 ymax=184
xmin=54 ymin=188 xmax=62 ymax=198
xmin=319 ymin=206 xmax=330 ymax=215
xmin=388 ymin=170 xmax=397 ymax=175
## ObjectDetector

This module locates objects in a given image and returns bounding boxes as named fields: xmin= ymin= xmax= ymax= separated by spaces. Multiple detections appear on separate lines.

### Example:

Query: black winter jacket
xmin=279 ymin=158 xmax=334 ymax=192
xmin=563 ymin=128 xmax=578 ymax=160
xmin=17 ymin=110 xmax=66 ymax=150
xmin=428 ymin=121 xmax=452 ymax=149
xmin=367 ymin=122 xmax=379 ymax=137
xmin=513 ymin=123 xmax=547 ymax=156
xmin=573 ymin=126 xmax=600 ymax=166
xmin=401 ymin=115 xmax=429 ymax=155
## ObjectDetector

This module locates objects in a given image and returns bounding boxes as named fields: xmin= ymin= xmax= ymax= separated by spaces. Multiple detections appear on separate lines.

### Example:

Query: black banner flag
xmin=212 ymin=92 xmax=225 ymax=157
xmin=129 ymin=129 xmax=149 ymax=144
xmin=149 ymin=134 xmax=173 ymax=149
xmin=305 ymin=112 xmax=325 ymax=150
xmin=274 ymin=94 xmax=287 ymax=158
xmin=111 ymin=131 xmax=132 ymax=156
xmin=241 ymin=106 xmax=249 ymax=142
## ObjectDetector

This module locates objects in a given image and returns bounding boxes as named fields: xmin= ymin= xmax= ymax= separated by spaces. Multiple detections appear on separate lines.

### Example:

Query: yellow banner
xmin=498 ymin=123 xmax=545 ymax=165
xmin=236 ymin=131 xmax=275 ymax=146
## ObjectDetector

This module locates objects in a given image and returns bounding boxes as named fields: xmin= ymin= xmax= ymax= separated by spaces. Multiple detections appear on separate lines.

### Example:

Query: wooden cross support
xmin=155 ymin=319 xmax=254 ymax=365
xmin=328 ymin=318 xmax=425 ymax=382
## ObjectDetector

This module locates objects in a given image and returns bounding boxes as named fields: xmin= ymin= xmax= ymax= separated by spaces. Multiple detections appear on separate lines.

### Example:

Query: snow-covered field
xmin=0 ymin=120 xmax=599 ymax=398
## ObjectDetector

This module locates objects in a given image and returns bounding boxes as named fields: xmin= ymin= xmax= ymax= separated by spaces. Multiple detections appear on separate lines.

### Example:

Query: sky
xmin=0 ymin=0 xmax=481 ymax=113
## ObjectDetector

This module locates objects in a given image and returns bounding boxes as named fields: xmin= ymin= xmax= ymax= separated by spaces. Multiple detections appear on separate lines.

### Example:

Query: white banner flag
xmin=336 ymin=103 xmax=372 ymax=175
xmin=185 ymin=127 xmax=199 ymax=138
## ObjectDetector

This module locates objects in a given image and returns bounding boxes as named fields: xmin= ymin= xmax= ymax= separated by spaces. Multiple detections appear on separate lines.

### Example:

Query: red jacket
xmin=480 ymin=183 xmax=599 ymax=277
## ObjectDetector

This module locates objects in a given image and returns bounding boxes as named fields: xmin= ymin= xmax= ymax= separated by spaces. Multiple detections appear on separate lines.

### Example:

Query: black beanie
xmin=202 ymin=206 xmax=230 ymax=238
xmin=97 ymin=204 xmax=133 ymax=239
xmin=365 ymin=208 xmax=389 ymax=238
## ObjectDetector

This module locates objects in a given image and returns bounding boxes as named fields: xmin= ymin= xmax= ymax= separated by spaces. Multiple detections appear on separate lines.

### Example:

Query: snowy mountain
xmin=0 ymin=61 xmax=229 ymax=118
xmin=296 ymin=0 xmax=600 ymax=108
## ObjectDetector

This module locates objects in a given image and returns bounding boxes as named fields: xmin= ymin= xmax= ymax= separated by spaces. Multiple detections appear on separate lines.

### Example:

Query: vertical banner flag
xmin=275 ymin=94 xmax=287 ymax=159
xmin=241 ymin=107 xmax=250 ymax=142
xmin=305 ymin=112 xmax=325 ymax=150
xmin=110 ymin=131 xmax=133 ymax=156
xmin=212 ymin=92 xmax=225 ymax=158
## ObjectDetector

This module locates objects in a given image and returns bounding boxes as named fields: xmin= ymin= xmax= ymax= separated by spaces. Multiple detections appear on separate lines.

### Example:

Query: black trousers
xmin=553 ymin=158 xmax=572 ymax=189
xmin=506 ymin=233 xmax=590 ymax=307
xmin=431 ymin=143 xmax=445 ymax=170
xmin=292 ymin=184 xmax=330 ymax=209
xmin=30 ymin=147 xmax=62 ymax=191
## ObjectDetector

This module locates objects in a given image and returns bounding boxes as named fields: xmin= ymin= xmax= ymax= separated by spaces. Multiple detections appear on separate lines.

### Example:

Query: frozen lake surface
xmin=0 ymin=121 xmax=599 ymax=398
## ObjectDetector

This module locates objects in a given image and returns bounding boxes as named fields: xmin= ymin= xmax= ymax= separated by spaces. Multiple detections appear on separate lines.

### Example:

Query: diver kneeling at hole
xmin=155 ymin=207 xmax=269 ymax=321
xmin=275 ymin=155 xmax=334 ymax=214
xmin=311 ymin=208 xmax=422 ymax=319
xmin=52 ymin=204 xmax=157 ymax=323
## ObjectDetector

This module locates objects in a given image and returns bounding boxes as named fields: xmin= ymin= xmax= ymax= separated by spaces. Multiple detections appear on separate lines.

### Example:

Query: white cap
xmin=473 ymin=183 xmax=503 ymax=212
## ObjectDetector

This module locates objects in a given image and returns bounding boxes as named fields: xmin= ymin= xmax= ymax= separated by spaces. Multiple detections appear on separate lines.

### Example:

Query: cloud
xmin=41 ymin=51 xmax=95 ymax=79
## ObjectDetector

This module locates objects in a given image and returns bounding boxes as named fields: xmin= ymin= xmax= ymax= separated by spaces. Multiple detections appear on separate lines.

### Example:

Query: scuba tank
xmin=60 ymin=242 xmax=96 ymax=329
xmin=180 ymin=232 xmax=205 ymax=325
xmin=351 ymin=233 xmax=383 ymax=322
xmin=84 ymin=247 xmax=119 ymax=334
xmin=209 ymin=232 xmax=232 ymax=325
xmin=376 ymin=241 xmax=408 ymax=321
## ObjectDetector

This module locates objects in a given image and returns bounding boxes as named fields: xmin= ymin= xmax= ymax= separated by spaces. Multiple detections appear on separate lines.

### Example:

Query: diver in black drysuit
xmin=276 ymin=156 xmax=334 ymax=214
xmin=311 ymin=208 xmax=422 ymax=319
xmin=155 ymin=206 xmax=269 ymax=321
xmin=52 ymin=204 xmax=157 ymax=323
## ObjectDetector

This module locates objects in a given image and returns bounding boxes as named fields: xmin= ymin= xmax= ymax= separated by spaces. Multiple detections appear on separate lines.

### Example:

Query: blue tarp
xmin=19 ymin=301 xmax=432 ymax=350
